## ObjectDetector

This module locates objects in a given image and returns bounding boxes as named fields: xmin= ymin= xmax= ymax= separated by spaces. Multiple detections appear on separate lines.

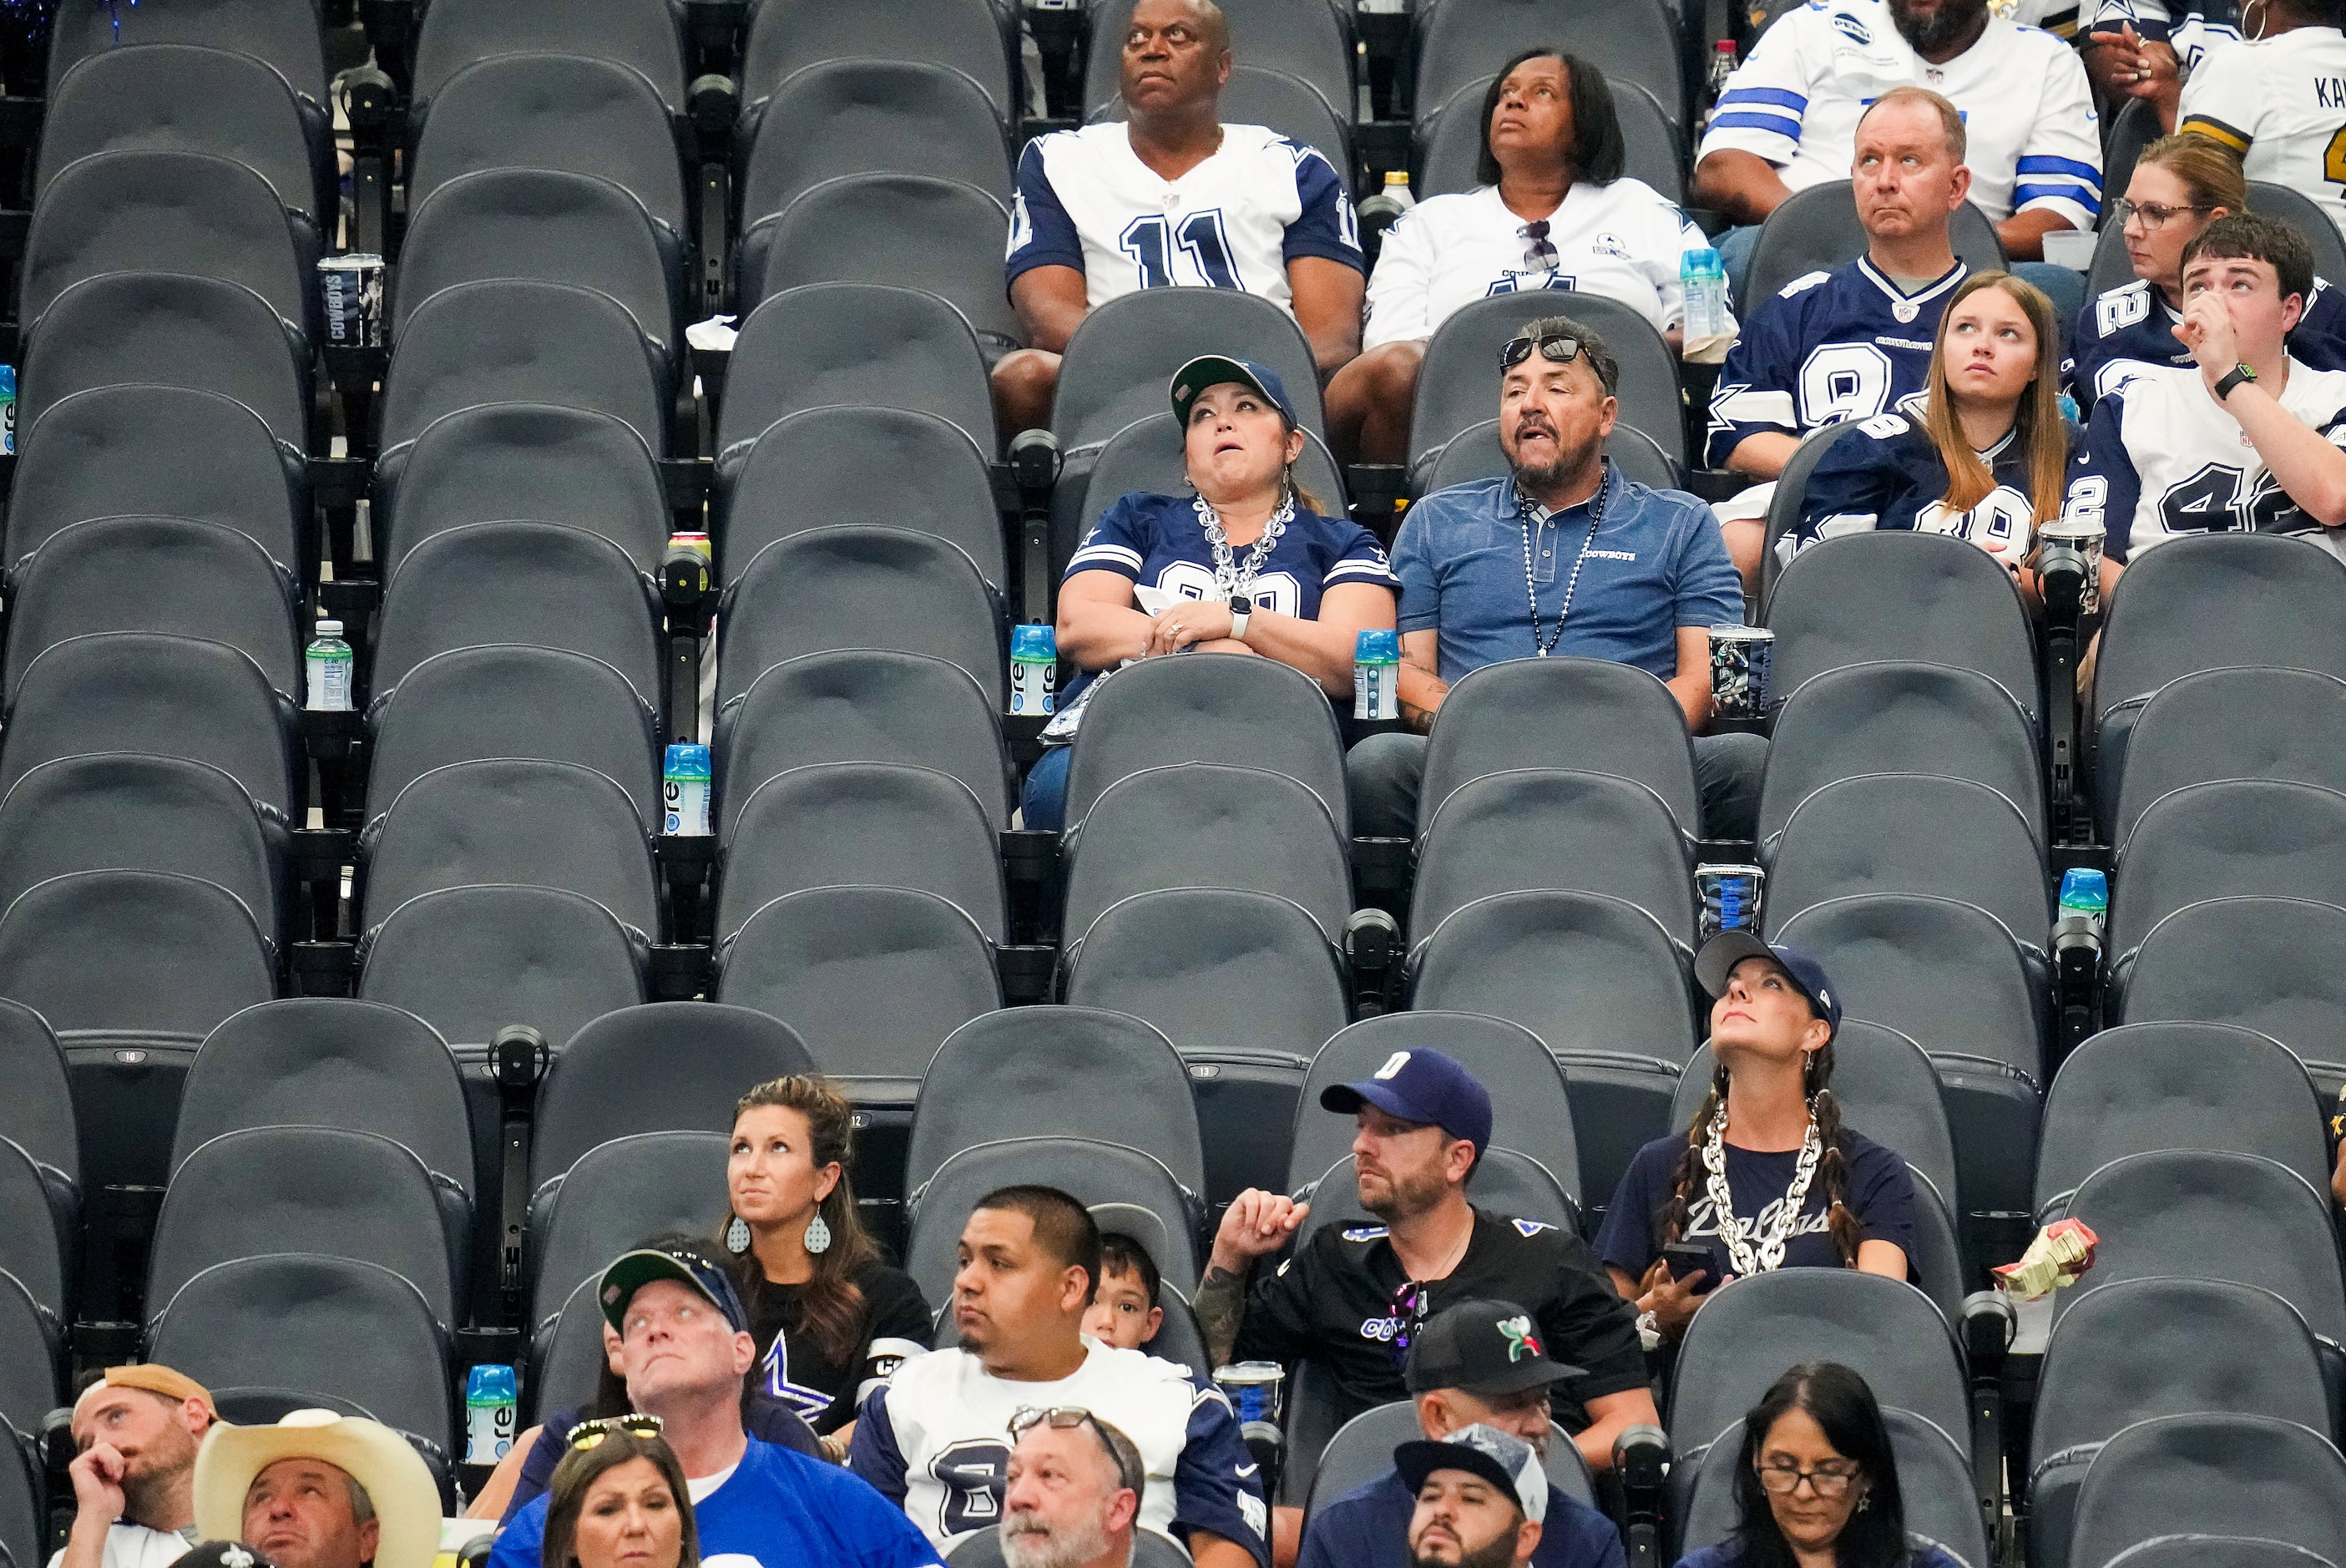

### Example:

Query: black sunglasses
xmin=1388 ymin=1279 xmax=1433 ymax=1368
xmin=1499 ymin=331 xmax=1585 ymax=372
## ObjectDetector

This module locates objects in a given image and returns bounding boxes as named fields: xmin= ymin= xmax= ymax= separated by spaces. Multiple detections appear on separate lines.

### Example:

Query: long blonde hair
xmin=1920 ymin=271 xmax=2070 ymax=523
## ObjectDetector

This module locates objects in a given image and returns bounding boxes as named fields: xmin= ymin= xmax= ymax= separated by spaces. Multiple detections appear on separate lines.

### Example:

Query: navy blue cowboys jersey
xmin=1795 ymin=409 xmax=2079 ymax=567
xmin=2069 ymin=275 xmax=2346 ymax=404
xmin=1706 ymin=257 xmax=1969 ymax=469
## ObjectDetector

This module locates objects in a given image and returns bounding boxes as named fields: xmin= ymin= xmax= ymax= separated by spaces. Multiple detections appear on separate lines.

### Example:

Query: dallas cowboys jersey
xmin=1795 ymin=407 xmax=2077 ymax=566
xmin=2068 ymin=276 xmax=2346 ymax=403
xmin=2065 ymin=358 xmax=2346 ymax=559
xmin=2085 ymin=0 xmax=2242 ymax=72
xmin=2177 ymin=28 xmax=2346 ymax=240
xmin=1007 ymin=122 xmax=1362 ymax=313
xmin=1700 ymin=0 xmax=2102 ymax=226
xmin=1362 ymin=179 xmax=1721 ymax=346
xmin=1706 ymin=255 xmax=1964 ymax=467
xmin=849 ymin=1343 xmax=1268 ymax=1564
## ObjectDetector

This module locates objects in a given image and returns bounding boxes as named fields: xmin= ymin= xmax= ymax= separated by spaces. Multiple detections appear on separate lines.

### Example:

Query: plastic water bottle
xmin=1681 ymin=248 xmax=1732 ymax=343
xmin=464 ymin=1364 xmax=518 ymax=1465
xmin=1009 ymin=625 xmax=1058 ymax=716
xmin=2054 ymin=867 xmax=2108 ymax=960
xmin=662 ymin=743 xmax=711 ymax=836
xmin=1353 ymin=629 xmax=1400 ymax=720
xmin=304 ymin=619 xmax=354 ymax=712
xmin=0 ymin=365 xmax=17 ymax=456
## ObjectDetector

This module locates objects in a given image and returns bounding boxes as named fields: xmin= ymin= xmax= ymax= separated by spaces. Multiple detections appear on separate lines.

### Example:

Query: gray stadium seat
xmin=1062 ymin=888 xmax=1347 ymax=1204
xmin=1757 ymin=422 xmax=1862 ymax=597
xmin=0 ymin=1141 xmax=66 ymax=1324
xmin=1294 ymin=1148 xmax=1579 ymax=1245
xmin=2108 ymin=668 xmax=2346 ymax=847
xmin=2106 ymin=1540 xmax=2340 ymax=1568
xmin=46 ymin=0 xmax=329 ymax=121
xmin=715 ymin=762 xmax=1008 ymax=945
xmin=716 ymin=283 xmax=995 ymax=458
xmin=9 ymin=385 xmax=305 ymax=575
xmin=358 ymin=886 xmax=649 ymax=1060
xmin=2106 ymin=781 xmax=2346 ymax=970
xmin=713 ymin=651 xmax=1014 ymax=836
xmin=1085 ymin=0 xmax=1351 ymax=123
xmin=148 ymin=1126 xmax=455 ymax=1322
xmin=1090 ymin=65 xmax=1352 ymax=192
xmin=366 ymin=646 xmax=662 ymax=835
xmin=714 ymin=884 xmax=1001 ymax=1110
xmin=2118 ymin=896 xmax=2346 ymax=1089
xmin=1305 ymin=1404 xmax=1595 ymax=1530
xmin=741 ymin=0 xmax=1018 ymax=124
xmin=2250 ymin=181 xmax=2346 ymax=282
xmin=1406 ymin=890 xmax=1695 ymax=1214
xmin=2069 ymin=1414 xmax=2346 ymax=1568
xmin=1420 ymin=417 xmax=1683 ymax=494
xmin=0 ymin=1269 xmax=61 ymax=1434
xmin=716 ymin=526 xmax=1005 ymax=711
xmin=2030 ymin=1279 xmax=2332 ymax=1568
xmin=736 ymin=174 xmax=1018 ymax=349
xmin=1062 ymin=652 xmax=1349 ymax=832
xmin=1676 ymin=1408 xmax=1984 ymax=1566
xmin=1415 ymin=75 xmax=1684 ymax=202
xmin=1410 ymin=290 xmax=1686 ymax=469
xmin=526 ymin=1130 xmax=727 ymax=1324
xmin=528 ymin=1274 xmax=613 ymax=1425
xmin=359 ymin=759 xmax=660 ymax=943
xmin=738 ymin=58 xmax=1011 ymax=217
xmin=1409 ymin=767 xmax=1696 ymax=946
xmin=529 ymin=1003 xmax=816 ymax=1189
xmin=1059 ymin=762 xmax=1352 ymax=945
xmin=1418 ymin=655 xmax=1702 ymax=833
xmin=408 ymin=0 xmax=686 ymax=114
xmin=1758 ymin=661 xmax=2044 ymax=846
xmin=1051 ymin=286 xmax=1328 ymax=454
xmin=0 ymin=1002 xmax=78 ymax=1275
xmin=0 ymin=1427 xmax=41 ymax=1568
xmin=2 ymin=515 xmax=301 ymax=699
xmin=904 ymin=1006 xmax=1206 ymax=1206
xmin=2033 ymin=1023 xmax=2328 ymax=1221
xmin=1413 ymin=0 xmax=1683 ymax=126
xmin=1744 ymin=181 xmax=2007 ymax=311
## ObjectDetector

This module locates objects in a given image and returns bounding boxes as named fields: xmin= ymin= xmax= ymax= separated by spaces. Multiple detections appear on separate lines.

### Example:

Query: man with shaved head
xmin=993 ymin=0 xmax=1364 ymax=436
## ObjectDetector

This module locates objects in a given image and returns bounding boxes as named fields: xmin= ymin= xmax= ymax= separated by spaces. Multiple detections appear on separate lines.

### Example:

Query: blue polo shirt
xmin=1297 ymin=1467 xmax=1627 ymax=1568
xmin=1393 ymin=462 xmax=1742 ymax=683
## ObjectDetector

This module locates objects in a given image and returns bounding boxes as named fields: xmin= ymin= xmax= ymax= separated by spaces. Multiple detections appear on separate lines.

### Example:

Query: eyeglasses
xmin=1388 ymin=1279 xmax=1433 ymax=1368
xmin=1520 ymin=219 xmax=1560 ymax=273
xmin=569 ymin=1414 xmax=663 ymax=1452
xmin=1008 ymin=1407 xmax=1145 ymax=1495
xmin=2115 ymin=197 xmax=2212 ymax=232
xmin=1755 ymin=1461 xmax=1861 ymax=1498
xmin=1499 ymin=331 xmax=1584 ymax=372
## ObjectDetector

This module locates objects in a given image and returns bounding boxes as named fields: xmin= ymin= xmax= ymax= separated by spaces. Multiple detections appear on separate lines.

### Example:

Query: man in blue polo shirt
xmin=1345 ymin=311 xmax=1764 ymax=840
xmin=1297 ymin=1302 xmax=1626 ymax=1568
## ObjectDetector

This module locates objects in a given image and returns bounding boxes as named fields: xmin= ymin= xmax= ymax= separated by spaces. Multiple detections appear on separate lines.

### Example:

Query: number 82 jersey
xmin=2063 ymin=359 xmax=2346 ymax=561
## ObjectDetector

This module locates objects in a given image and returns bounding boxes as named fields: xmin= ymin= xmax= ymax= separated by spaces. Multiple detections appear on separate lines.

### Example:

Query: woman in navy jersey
xmin=1792 ymin=270 xmax=2078 ymax=584
xmin=1021 ymin=355 xmax=1398 ymax=830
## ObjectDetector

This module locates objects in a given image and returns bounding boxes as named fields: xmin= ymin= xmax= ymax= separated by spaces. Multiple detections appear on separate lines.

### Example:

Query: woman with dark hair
xmin=541 ymin=1421 xmax=699 ymax=1568
xmin=721 ymin=1075 xmax=930 ymax=1448
xmin=1326 ymin=48 xmax=1719 ymax=465
xmin=1793 ymin=271 xmax=2078 ymax=583
xmin=1675 ymin=1363 xmax=1965 ymax=1568
xmin=1596 ymin=934 xmax=1917 ymax=1350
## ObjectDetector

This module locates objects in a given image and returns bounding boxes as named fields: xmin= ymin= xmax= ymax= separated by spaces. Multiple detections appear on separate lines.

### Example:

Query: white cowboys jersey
xmin=1362 ymin=179 xmax=1721 ymax=346
xmin=2065 ymin=358 xmax=2346 ymax=559
xmin=1701 ymin=0 xmax=2102 ymax=227
xmin=1007 ymin=121 xmax=1362 ymax=313
xmin=2178 ymin=28 xmax=2346 ymax=241
xmin=2086 ymin=0 xmax=2242 ymax=73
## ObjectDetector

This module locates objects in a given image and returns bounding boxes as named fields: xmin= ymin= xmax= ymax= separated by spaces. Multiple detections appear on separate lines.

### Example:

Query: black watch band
xmin=2215 ymin=364 xmax=2258 ymax=402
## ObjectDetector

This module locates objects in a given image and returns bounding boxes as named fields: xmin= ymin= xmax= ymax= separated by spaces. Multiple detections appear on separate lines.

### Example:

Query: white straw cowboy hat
xmin=193 ymin=1409 xmax=440 ymax=1568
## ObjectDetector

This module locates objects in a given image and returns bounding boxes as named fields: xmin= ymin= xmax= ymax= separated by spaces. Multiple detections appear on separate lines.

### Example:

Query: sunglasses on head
xmin=1009 ymin=1407 xmax=1145 ymax=1495
xmin=569 ymin=1414 xmax=663 ymax=1452
xmin=1499 ymin=331 xmax=1585 ymax=372
xmin=1388 ymin=1279 xmax=1433 ymax=1368
xmin=1521 ymin=219 xmax=1560 ymax=273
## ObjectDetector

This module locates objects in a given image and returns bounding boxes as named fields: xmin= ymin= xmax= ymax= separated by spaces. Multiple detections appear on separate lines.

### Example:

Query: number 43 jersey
xmin=2065 ymin=359 xmax=2346 ymax=561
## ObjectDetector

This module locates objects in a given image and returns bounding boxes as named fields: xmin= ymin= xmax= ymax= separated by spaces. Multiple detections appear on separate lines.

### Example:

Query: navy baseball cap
xmin=1321 ymin=1048 xmax=1494 ymax=1156
xmin=1695 ymin=933 xmax=1842 ymax=1039
xmin=599 ymin=1240 xmax=750 ymax=1336
xmin=1170 ymin=355 xmax=1297 ymax=427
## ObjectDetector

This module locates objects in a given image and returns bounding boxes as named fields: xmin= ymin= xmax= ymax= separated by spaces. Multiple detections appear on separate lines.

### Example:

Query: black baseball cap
xmin=599 ymin=1241 xmax=750 ymax=1335
xmin=1404 ymin=1298 xmax=1583 ymax=1395
xmin=1320 ymin=1048 xmax=1494 ymax=1156
xmin=1695 ymin=933 xmax=1843 ymax=1041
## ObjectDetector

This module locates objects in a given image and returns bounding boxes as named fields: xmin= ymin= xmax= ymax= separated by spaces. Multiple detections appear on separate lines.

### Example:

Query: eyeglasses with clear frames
xmin=2115 ymin=197 xmax=2213 ymax=232
xmin=1755 ymin=1460 xmax=1861 ymax=1498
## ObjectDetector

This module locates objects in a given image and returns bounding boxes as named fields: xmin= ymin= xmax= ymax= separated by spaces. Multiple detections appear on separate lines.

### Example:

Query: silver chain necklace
xmin=1519 ymin=468 xmax=1610 ymax=657
xmin=1701 ymin=1100 xmax=1824 ymax=1276
xmin=1195 ymin=492 xmax=1292 ymax=598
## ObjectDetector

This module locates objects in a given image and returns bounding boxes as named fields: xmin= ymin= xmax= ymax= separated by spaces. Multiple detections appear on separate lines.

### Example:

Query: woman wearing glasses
xmin=1674 ymin=1363 xmax=1964 ymax=1568
xmin=541 ymin=1419 xmax=698 ymax=1568
xmin=1326 ymin=47 xmax=1723 ymax=466
xmin=2069 ymin=134 xmax=2346 ymax=407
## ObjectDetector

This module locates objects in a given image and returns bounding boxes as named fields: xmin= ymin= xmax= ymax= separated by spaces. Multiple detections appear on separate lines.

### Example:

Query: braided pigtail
xmin=1659 ymin=1063 xmax=1730 ymax=1247
xmin=1804 ymin=1045 xmax=1863 ymax=1266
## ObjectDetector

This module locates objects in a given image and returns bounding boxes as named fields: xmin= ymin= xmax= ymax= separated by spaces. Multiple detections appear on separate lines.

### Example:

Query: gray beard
xmin=1504 ymin=429 xmax=1604 ymax=498
xmin=999 ymin=1515 xmax=1120 ymax=1568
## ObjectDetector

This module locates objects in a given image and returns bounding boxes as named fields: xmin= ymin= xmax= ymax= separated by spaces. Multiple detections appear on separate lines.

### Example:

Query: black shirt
xmin=1231 ymin=1206 xmax=1648 ymax=1429
xmin=746 ymin=1262 xmax=933 ymax=1434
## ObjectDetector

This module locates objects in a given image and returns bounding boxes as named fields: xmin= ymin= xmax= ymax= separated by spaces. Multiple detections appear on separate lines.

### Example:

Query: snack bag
xmin=1993 ymin=1218 xmax=2099 ymax=1301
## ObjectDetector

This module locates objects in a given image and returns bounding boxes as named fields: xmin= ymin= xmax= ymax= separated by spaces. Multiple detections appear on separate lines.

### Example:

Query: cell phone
xmin=1661 ymin=1243 xmax=1721 ymax=1295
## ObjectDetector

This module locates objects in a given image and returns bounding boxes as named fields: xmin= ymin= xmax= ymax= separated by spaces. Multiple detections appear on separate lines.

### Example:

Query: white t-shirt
xmin=1362 ymin=180 xmax=1721 ymax=346
xmin=1006 ymin=121 xmax=1363 ymax=313
xmin=2178 ymin=28 xmax=2346 ymax=240
xmin=48 ymin=1523 xmax=195 ymax=1568
xmin=1700 ymin=0 xmax=2103 ymax=227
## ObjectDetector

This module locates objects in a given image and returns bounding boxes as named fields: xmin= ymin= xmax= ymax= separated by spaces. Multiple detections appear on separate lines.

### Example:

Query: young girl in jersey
xmin=1792 ymin=271 xmax=2076 ymax=582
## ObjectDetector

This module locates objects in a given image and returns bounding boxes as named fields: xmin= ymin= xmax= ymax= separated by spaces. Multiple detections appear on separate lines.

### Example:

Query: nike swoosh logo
xmin=1236 ymin=1464 xmax=1259 ymax=1478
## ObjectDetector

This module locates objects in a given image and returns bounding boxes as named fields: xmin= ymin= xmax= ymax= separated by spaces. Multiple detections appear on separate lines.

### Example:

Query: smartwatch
xmin=1228 ymin=595 xmax=1251 ymax=640
xmin=2214 ymin=362 xmax=2258 ymax=402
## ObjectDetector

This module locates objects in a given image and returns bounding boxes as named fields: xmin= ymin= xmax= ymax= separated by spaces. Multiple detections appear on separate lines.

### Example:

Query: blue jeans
xmin=1021 ymin=745 xmax=1073 ymax=831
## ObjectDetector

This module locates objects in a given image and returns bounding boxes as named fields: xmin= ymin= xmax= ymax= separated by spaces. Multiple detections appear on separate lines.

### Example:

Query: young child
xmin=1080 ymin=1233 xmax=1165 ymax=1350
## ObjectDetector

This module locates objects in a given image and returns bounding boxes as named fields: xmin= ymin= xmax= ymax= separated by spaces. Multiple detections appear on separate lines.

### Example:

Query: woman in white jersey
xmin=1325 ymin=48 xmax=1715 ymax=466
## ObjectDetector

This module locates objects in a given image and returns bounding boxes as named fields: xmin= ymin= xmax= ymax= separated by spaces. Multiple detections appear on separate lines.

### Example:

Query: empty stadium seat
xmin=717 ymin=283 xmax=995 ymax=458
xmin=527 ymin=1130 xmax=726 ymax=1325
xmin=46 ymin=0 xmax=330 ymax=134
xmin=1052 ymin=286 xmax=1329 ymax=455
xmin=1413 ymin=0 xmax=1685 ymax=129
xmin=0 ymin=1002 xmax=79 ymax=1277
xmin=1418 ymin=655 xmax=1702 ymax=832
xmin=358 ymin=886 xmax=648 ymax=1060
xmin=2106 ymin=780 xmax=2346 ymax=971
xmin=407 ymin=0 xmax=687 ymax=117
xmin=735 ymin=174 xmax=1017 ymax=348
xmin=0 ymin=1431 xmax=43 ymax=1568
xmin=2069 ymin=1414 xmax=2346 ymax=1568
xmin=741 ymin=0 xmax=1019 ymax=124
xmin=1744 ymin=182 xmax=2007 ymax=309
xmin=1059 ymin=762 xmax=1352 ymax=945
xmin=0 ymin=1140 xmax=67 ymax=1326
xmin=529 ymin=1004 xmax=816 ymax=1190
xmin=2118 ymin=896 xmax=2346 ymax=1089
xmin=737 ymin=58 xmax=1012 ymax=218
xmin=1676 ymin=1409 xmax=1984 ymax=1565
xmin=1295 ymin=1148 xmax=1579 ymax=1242
xmin=1415 ymin=74 xmax=1683 ymax=202
xmin=1407 ymin=890 xmax=1696 ymax=1212
xmin=2105 ymin=1541 xmax=2342 ymax=1568
xmin=2108 ymin=667 xmax=2346 ymax=847
xmin=715 ymin=762 xmax=1008 ymax=945
xmin=1307 ymin=1405 xmax=1595 ymax=1531
xmin=1411 ymin=291 xmax=1686 ymax=470
xmin=0 ymin=1268 xmax=61 ymax=1436
xmin=1410 ymin=768 xmax=1696 ymax=946
xmin=1061 ymin=887 xmax=1347 ymax=1202
xmin=1085 ymin=0 xmax=1351 ymax=121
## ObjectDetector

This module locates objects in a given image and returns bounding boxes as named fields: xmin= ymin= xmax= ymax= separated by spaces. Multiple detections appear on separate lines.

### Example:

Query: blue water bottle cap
xmin=1011 ymin=623 xmax=1059 ymax=663
xmin=663 ymin=742 xmax=711 ymax=781
xmin=2057 ymin=867 xmax=2108 ymax=912
xmin=1355 ymin=629 xmax=1400 ymax=661
xmin=466 ymin=1363 xmax=517 ymax=1401
xmin=1681 ymin=245 xmax=1722 ymax=276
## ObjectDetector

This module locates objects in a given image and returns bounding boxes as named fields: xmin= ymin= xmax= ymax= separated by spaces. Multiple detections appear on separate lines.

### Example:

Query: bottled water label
xmin=464 ymin=1364 xmax=518 ymax=1465
xmin=304 ymin=647 xmax=353 ymax=712
xmin=1009 ymin=625 xmax=1058 ymax=716
xmin=1354 ymin=629 xmax=1401 ymax=720
xmin=663 ymin=743 xmax=712 ymax=836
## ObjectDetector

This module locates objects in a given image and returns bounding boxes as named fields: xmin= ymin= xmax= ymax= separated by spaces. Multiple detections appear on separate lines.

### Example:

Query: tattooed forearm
xmin=1194 ymin=1263 xmax=1249 ymax=1368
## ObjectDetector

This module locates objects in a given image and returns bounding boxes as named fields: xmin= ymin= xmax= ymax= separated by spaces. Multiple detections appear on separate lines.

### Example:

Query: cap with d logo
xmin=1319 ymin=1047 xmax=1494 ymax=1156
